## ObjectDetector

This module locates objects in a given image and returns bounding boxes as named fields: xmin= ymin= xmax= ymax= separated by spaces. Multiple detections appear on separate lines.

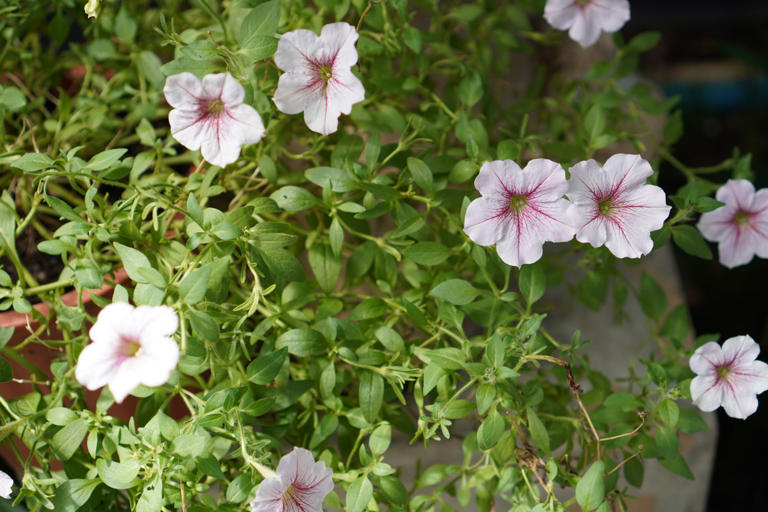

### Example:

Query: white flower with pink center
xmin=273 ymin=22 xmax=365 ymax=135
xmin=566 ymin=154 xmax=671 ymax=258
xmin=463 ymin=159 xmax=578 ymax=267
xmin=75 ymin=303 xmax=179 ymax=403
xmin=544 ymin=0 xmax=630 ymax=48
xmin=0 ymin=470 xmax=12 ymax=499
xmin=250 ymin=447 xmax=334 ymax=512
xmin=164 ymin=72 xmax=265 ymax=168
xmin=690 ymin=335 xmax=768 ymax=419
xmin=697 ymin=179 xmax=768 ymax=269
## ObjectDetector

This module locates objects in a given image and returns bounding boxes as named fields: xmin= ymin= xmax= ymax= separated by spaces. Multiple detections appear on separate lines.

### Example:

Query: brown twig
xmin=180 ymin=481 xmax=187 ymax=512
xmin=356 ymin=2 xmax=373 ymax=33
xmin=600 ymin=412 xmax=646 ymax=442
xmin=606 ymin=449 xmax=643 ymax=476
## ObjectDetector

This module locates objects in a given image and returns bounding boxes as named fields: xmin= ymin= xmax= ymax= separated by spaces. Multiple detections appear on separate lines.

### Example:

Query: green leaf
xmin=403 ymin=242 xmax=451 ymax=266
xmin=306 ymin=166 xmax=357 ymax=192
xmin=628 ymin=31 xmax=661 ymax=53
xmin=196 ymin=454 xmax=226 ymax=479
xmin=179 ymin=265 xmax=211 ymax=304
xmin=407 ymin=157 xmax=433 ymax=193
xmin=96 ymin=458 xmax=140 ymax=489
xmin=369 ymin=423 xmax=392 ymax=454
xmin=346 ymin=476 xmax=373 ymax=512
xmin=638 ymin=273 xmax=667 ymax=321
xmin=659 ymin=453 xmax=694 ymax=479
xmin=11 ymin=152 xmax=54 ymax=171
xmin=271 ymin=186 xmax=319 ymax=212
xmin=360 ymin=371 xmax=384 ymax=423
xmin=429 ymin=279 xmax=479 ymax=305
xmin=240 ymin=1 xmax=280 ymax=41
xmin=527 ymin=408 xmax=550 ymax=453
xmin=309 ymin=243 xmax=341 ymax=293
xmin=585 ymin=105 xmax=606 ymax=143
xmin=114 ymin=242 xmax=154 ymax=285
xmin=329 ymin=217 xmax=344 ymax=256
xmin=624 ymin=454 xmax=644 ymax=487
xmin=275 ymin=328 xmax=327 ymax=357
xmin=661 ymin=304 xmax=690 ymax=344
xmin=246 ymin=347 xmax=287 ymax=385
xmin=576 ymin=461 xmax=605 ymax=511
xmin=0 ymin=87 xmax=26 ymax=111
xmin=52 ymin=479 xmax=100 ymax=512
xmin=52 ymin=419 xmax=89 ymax=460
xmin=478 ymin=410 xmax=505 ymax=450
xmin=417 ymin=347 xmax=466 ymax=371
xmin=84 ymin=148 xmax=127 ymax=171
xmin=475 ymin=383 xmax=496 ymax=415
xmin=677 ymin=406 xmax=708 ymax=433
xmin=310 ymin=413 xmax=339 ymax=449
xmin=519 ymin=264 xmax=545 ymax=305
xmin=46 ymin=407 xmax=78 ymax=426
xmin=458 ymin=72 xmax=483 ymax=107
xmin=658 ymin=399 xmax=679 ymax=428
xmin=136 ymin=474 xmax=163 ymax=512
xmin=671 ymin=225 xmax=713 ymax=259
xmin=374 ymin=326 xmax=405 ymax=352
xmin=0 ymin=358 xmax=11 ymax=382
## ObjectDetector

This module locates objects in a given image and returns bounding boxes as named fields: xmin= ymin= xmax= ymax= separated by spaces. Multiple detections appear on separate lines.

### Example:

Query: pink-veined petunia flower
xmin=463 ymin=159 xmax=578 ymax=267
xmin=696 ymin=179 xmax=768 ymax=269
xmin=566 ymin=154 xmax=671 ymax=259
xmin=690 ymin=335 xmax=768 ymax=419
xmin=164 ymin=72 xmax=265 ymax=168
xmin=250 ymin=447 xmax=334 ymax=512
xmin=273 ymin=22 xmax=365 ymax=135
xmin=75 ymin=303 xmax=179 ymax=403
xmin=0 ymin=470 xmax=12 ymax=499
xmin=544 ymin=0 xmax=630 ymax=48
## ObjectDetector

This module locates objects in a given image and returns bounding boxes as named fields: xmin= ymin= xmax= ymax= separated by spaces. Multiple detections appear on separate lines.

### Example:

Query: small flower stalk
xmin=273 ymin=22 xmax=365 ymax=135
xmin=75 ymin=303 xmax=180 ymax=403
xmin=567 ymin=154 xmax=671 ymax=258
xmin=250 ymin=447 xmax=334 ymax=512
xmin=544 ymin=0 xmax=631 ymax=48
xmin=697 ymin=179 xmax=768 ymax=268
xmin=690 ymin=335 xmax=768 ymax=419
xmin=463 ymin=159 xmax=577 ymax=267
xmin=164 ymin=72 xmax=265 ymax=168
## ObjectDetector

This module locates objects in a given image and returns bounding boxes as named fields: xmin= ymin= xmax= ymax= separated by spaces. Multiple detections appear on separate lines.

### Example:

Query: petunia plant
xmin=0 ymin=1 xmax=766 ymax=511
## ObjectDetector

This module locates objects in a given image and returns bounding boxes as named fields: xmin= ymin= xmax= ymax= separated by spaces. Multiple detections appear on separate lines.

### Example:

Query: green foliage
xmin=0 ymin=1 xmax=732 ymax=511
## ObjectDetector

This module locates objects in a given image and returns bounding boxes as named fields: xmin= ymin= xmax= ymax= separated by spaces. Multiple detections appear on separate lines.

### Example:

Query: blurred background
xmin=628 ymin=0 xmax=768 ymax=509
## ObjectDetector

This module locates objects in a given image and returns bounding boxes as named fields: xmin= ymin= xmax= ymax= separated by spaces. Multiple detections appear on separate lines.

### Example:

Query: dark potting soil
xmin=1 ymin=224 xmax=66 ymax=302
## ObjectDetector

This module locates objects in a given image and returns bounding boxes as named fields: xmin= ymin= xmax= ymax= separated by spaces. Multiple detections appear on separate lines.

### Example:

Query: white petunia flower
xmin=250 ymin=447 xmax=334 ymax=512
xmin=75 ymin=303 xmax=179 ymax=403
xmin=0 ymin=470 xmax=12 ymax=499
xmin=544 ymin=0 xmax=630 ymax=48
xmin=463 ymin=159 xmax=578 ymax=267
xmin=697 ymin=179 xmax=768 ymax=269
xmin=164 ymin=72 xmax=265 ymax=168
xmin=690 ymin=335 xmax=768 ymax=419
xmin=567 ymin=154 xmax=671 ymax=258
xmin=273 ymin=22 xmax=365 ymax=135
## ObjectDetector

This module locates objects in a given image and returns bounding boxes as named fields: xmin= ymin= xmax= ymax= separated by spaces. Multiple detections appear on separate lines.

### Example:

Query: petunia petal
xmin=590 ymin=0 xmax=631 ymax=31
xmin=0 ymin=470 xmax=12 ymax=499
xmin=690 ymin=375 xmax=722 ymax=412
xmin=689 ymin=341 xmax=723 ymax=376
xmin=321 ymin=22 xmax=359 ymax=69
xmin=464 ymin=197 xmax=508 ymax=246
xmin=274 ymin=72 xmax=323 ymax=115
xmin=303 ymin=92 xmax=343 ymax=136
xmin=201 ymin=73 xmax=244 ymax=104
xmin=250 ymin=476 xmax=288 ymax=512
xmin=75 ymin=341 xmax=122 ymax=391
xmin=107 ymin=356 xmax=144 ymax=403
xmin=275 ymin=29 xmax=321 ymax=73
xmin=568 ymin=10 xmax=602 ymax=47
xmin=164 ymin=72 xmax=203 ymax=109
xmin=226 ymin=104 xmax=267 ymax=145
xmin=720 ymin=382 xmax=759 ymax=419
xmin=136 ymin=339 xmax=180 ymax=387
xmin=544 ymin=0 xmax=580 ymax=30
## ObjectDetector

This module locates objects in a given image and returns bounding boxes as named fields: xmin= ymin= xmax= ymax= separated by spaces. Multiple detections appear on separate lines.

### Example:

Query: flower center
xmin=318 ymin=65 xmax=333 ymax=85
xmin=716 ymin=365 xmax=732 ymax=381
xmin=206 ymin=99 xmax=225 ymax=116
xmin=575 ymin=0 xmax=591 ymax=5
xmin=121 ymin=339 xmax=141 ymax=357
xmin=733 ymin=210 xmax=751 ymax=226
xmin=597 ymin=197 xmax=614 ymax=217
xmin=508 ymin=194 xmax=528 ymax=213
xmin=282 ymin=484 xmax=299 ymax=505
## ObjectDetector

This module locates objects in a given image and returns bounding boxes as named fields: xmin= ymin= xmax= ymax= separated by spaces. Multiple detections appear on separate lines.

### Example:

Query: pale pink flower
xmin=164 ymin=72 xmax=265 ymax=167
xmin=463 ymin=159 xmax=578 ymax=267
xmin=0 ymin=470 xmax=12 ymax=499
xmin=75 ymin=303 xmax=179 ymax=403
xmin=567 ymin=154 xmax=670 ymax=258
xmin=273 ymin=22 xmax=365 ymax=135
xmin=697 ymin=179 xmax=768 ymax=269
xmin=544 ymin=0 xmax=630 ymax=48
xmin=250 ymin=447 xmax=334 ymax=512
xmin=690 ymin=335 xmax=768 ymax=419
